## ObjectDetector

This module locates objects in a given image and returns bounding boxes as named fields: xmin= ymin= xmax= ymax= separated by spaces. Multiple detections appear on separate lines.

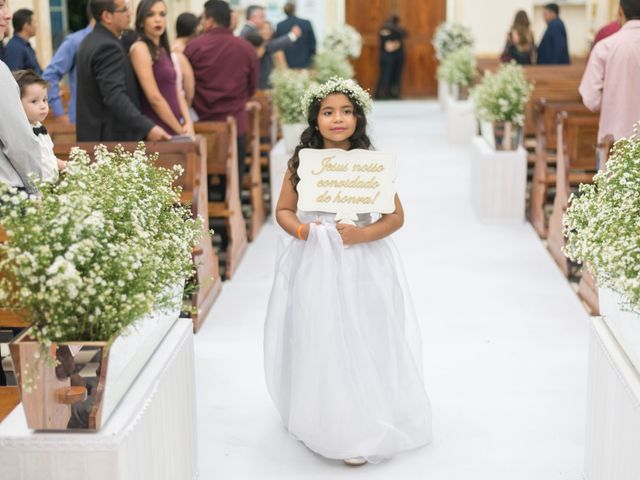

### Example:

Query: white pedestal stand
xmin=438 ymin=79 xmax=450 ymax=110
xmin=0 ymin=319 xmax=197 ymax=480
xmin=445 ymin=96 xmax=476 ymax=145
xmin=586 ymin=303 xmax=640 ymax=480
xmin=269 ymin=139 xmax=289 ymax=223
xmin=470 ymin=136 xmax=527 ymax=221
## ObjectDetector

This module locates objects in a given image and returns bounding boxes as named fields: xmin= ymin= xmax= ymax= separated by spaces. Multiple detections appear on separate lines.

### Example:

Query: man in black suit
xmin=76 ymin=0 xmax=170 ymax=141
xmin=275 ymin=2 xmax=316 ymax=68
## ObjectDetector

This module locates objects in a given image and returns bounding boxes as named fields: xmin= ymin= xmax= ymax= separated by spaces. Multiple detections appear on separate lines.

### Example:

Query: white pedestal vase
xmin=470 ymin=136 xmax=527 ymax=221
xmin=586 ymin=291 xmax=640 ymax=480
xmin=438 ymin=79 xmax=450 ymax=110
xmin=281 ymin=123 xmax=306 ymax=154
xmin=445 ymin=96 xmax=476 ymax=145
xmin=269 ymin=139 xmax=289 ymax=222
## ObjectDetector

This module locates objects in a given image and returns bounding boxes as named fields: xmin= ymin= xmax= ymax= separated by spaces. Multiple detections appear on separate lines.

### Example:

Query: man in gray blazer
xmin=0 ymin=0 xmax=43 ymax=195
xmin=239 ymin=5 xmax=300 ymax=88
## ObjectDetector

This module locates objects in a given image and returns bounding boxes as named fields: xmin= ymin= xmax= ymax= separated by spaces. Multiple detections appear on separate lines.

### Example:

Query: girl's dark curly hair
xmin=287 ymin=92 xmax=372 ymax=191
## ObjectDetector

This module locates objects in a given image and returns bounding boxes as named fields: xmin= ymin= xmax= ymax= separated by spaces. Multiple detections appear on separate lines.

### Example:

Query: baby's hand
xmin=336 ymin=223 xmax=365 ymax=246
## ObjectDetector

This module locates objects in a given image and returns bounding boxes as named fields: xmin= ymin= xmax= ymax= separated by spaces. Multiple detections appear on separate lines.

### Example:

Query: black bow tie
xmin=33 ymin=125 xmax=48 ymax=136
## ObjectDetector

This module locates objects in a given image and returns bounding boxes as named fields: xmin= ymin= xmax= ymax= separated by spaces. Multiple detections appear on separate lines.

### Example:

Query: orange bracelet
xmin=296 ymin=224 xmax=304 ymax=240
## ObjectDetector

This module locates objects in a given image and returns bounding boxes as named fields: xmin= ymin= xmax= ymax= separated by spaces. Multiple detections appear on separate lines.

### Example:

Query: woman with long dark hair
xmin=501 ymin=10 xmax=536 ymax=64
xmin=130 ymin=0 xmax=193 ymax=136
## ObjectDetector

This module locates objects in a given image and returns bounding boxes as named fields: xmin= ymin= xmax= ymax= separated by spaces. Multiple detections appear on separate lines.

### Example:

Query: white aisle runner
xmin=195 ymin=101 xmax=588 ymax=479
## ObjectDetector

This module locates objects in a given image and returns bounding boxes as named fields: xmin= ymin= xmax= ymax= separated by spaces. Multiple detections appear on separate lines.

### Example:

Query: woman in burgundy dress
xmin=130 ymin=0 xmax=193 ymax=137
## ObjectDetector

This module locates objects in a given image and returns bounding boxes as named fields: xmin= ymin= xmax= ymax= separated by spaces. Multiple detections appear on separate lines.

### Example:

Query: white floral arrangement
xmin=301 ymin=76 xmax=372 ymax=116
xmin=0 ymin=144 xmax=202 ymax=345
xmin=471 ymin=62 xmax=533 ymax=126
xmin=270 ymin=69 xmax=313 ymax=124
xmin=432 ymin=22 xmax=474 ymax=61
xmin=436 ymin=47 xmax=476 ymax=87
xmin=312 ymin=51 xmax=354 ymax=84
xmin=322 ymin=24 xmax=362 ymax=59
xmin=563 ymin=126 xmax=640 ymax=311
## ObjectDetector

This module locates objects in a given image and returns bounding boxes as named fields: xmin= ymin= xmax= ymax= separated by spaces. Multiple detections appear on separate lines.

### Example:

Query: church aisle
xmin=194 ymin=100 xmax=588 ymax=479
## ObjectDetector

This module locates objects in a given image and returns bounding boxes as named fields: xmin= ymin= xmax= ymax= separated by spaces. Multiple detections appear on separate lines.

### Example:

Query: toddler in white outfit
xmin=13 ymin=69 xmax=66 ymax=182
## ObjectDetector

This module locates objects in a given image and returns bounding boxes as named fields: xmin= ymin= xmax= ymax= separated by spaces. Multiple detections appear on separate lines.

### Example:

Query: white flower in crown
xmin=301 ymin=77 xmax=373 ymax=117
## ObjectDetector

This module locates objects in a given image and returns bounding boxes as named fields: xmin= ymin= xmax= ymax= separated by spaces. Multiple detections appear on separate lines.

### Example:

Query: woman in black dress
xmin=500 ymin=10 xmax=536 ymax=65
xmin=375 ymin=14 xmax=408 ymax=99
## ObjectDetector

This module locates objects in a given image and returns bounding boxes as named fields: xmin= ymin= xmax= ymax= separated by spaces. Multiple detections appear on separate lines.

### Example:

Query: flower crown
xmin=301 ymin=77 xmax=373 ymax=116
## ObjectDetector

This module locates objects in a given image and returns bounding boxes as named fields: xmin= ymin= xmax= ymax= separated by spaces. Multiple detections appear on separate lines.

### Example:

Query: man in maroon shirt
xmin=185 ymin=0 xmax=259 ymax=190
xmin=593 ymin=20 xmax=621 ymax=46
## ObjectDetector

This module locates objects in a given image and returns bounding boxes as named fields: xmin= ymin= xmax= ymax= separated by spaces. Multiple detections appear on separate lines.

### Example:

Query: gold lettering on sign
xmin=316 ymin=176 xmax=380 ymax=189
xmin=332 ymin=191 xmax=381 ymax=205
xmin=311 ymin=156 xmax=349 ymax=175
xmin=352 ymin=163 xmax=385 ymax=173
xmin=316 ymin=190 xmax=331 ymax=203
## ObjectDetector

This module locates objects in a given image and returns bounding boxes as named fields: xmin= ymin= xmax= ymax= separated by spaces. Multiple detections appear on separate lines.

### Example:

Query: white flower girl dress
xmin=264 ymin=210 xmax=432 ymax=463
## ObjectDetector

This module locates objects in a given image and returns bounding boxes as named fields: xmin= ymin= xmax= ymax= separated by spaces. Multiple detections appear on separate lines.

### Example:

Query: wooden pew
xmin=44 ymin=120 xmax=76 ymax=144
xmin=53 ymin=139 xmax=222 ymax=332
xmin=530 ymin=99 xmax=594 ymax=237
xmin=0 ymin=386 xmax=20 ymax=421
xmin=547 ymin=111 xmax=600 ymax=276
xmin=194 ymin=118 xmax=248 ymax=279
xmin=575 ymin=135 xmax=615 ymax=315
xmin=244 ymin=101 xmax=266 ymax=241
xmin=252 ymin=90 xmax=278 ymax=214
xmin=521 ymin=66 xmax=585 ymax=141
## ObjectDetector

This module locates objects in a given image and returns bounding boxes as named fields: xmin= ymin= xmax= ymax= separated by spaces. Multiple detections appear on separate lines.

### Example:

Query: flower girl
xmin=264 ymin=77 xmax=432 ymax=466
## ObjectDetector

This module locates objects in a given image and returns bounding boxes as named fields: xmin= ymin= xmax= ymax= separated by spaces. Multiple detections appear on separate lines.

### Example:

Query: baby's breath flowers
xmin=432 ymin=22 xmax=474 ymax=61
xmin=471 ymin=62 xmax=533 ymax=126
xmin=301 ymin=77 xmax=373 ymax=116
xmin=563 ymin=125 xmax=640 ymax=311
xmin=0 ymin=144 xmax=201 ymax=345
xmin=436 ymin=47 xmax=477 ymax=88
xmin=270 ymin=69 xmax=312 ymax=124
xmin=322 ymin=25 xmax=362 ymax=59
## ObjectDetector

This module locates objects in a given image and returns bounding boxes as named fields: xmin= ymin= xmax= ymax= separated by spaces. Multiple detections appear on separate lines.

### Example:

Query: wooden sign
xmin=297 ymin=148 xmax=396 ymax=224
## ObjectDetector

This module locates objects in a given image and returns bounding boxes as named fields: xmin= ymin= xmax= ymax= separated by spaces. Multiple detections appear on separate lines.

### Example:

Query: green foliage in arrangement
xmin=0 ymin=145 xmax=202 ymax=344
xmin=563 ymin=128 xmax=640 ymax=311
xmin=270 ymin=69 xmax=313 ymax=124
xmin=471 ymin=62 xmax=534 ymax=126
xmin=436 ymin=47 xmax=476 ymax=87
xmin=322 ymin=25 xmax=362 ymax=59
xmin=432 ymin=22 xmax=474 ymax=61
xmin=312 ymin=51 xmax=354 ymax=84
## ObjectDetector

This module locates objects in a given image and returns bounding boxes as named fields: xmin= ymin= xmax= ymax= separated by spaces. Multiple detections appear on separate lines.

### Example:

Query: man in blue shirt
xmin=537 ymin=3 xmax=570 ymax=64
xmin=4 ymin=8 xmax=42 ymax=72
xmin=42 ymin=12 xmax=95 ymax=124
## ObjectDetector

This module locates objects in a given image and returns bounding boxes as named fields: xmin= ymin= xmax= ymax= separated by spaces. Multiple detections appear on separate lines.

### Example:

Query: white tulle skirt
xmin=264 ymin=212 xmax=432 ymax=463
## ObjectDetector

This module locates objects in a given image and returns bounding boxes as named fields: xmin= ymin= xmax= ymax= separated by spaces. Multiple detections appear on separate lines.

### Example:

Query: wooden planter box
xmin=9 ymin=288 xmax=182 ymax=431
